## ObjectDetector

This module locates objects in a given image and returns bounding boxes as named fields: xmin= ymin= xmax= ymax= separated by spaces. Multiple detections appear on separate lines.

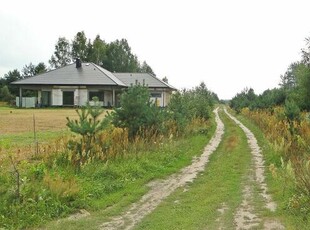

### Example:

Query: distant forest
xmin=230 ymin=36 xmax=310 ymax=112
xmin=0 ymin=31 xmax=155 ymax=101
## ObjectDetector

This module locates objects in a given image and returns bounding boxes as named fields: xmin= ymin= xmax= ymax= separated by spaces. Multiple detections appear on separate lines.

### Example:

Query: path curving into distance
xmin=224 ymin=109 xmax=284 ymax=230
xmin=100 ymin=108 xmax=224 ymax=230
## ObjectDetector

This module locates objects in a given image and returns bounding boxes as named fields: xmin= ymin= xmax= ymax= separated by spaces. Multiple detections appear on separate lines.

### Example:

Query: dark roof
xmin=114 ymin=73 xmax=176 ymax=89
xmin=12 ymin=62 xmax=176 ymax=90
xmin=12 ymin=63 xmax=126 ymax=87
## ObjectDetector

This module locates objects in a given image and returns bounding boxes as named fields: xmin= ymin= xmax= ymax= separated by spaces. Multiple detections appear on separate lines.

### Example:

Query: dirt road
xmin=100 ymin=108 xmax=224 ymax=229
xmin=224 ymin=109 xmax=284 ymax=230
xmin=99 ymin=107 xmax=283 ymax=229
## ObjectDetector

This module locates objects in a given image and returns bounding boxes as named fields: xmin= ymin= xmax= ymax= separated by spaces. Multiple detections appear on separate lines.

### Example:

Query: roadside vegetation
xmin=233 ymin=109 xmax=309 ymax=229
xmin=0 ymin=83 xmax=218 ymax=229
xmin=135 ymin=109 xmax=252 ymax=229
xmin=229 ymin=35 xmax=310 ymax=227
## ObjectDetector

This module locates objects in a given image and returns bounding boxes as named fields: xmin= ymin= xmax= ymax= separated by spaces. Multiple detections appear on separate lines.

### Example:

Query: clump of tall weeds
xmin=241 ymin=106 xmax=310 ymax=219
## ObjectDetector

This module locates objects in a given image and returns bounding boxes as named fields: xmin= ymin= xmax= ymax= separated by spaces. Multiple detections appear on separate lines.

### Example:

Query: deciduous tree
xmin=71 ymin=31 xmax=88 ymax=61
xmin=22 ymin=62 xmax=47 ymax=78
xmin=89 ymin=35 xmax=107 ymax=65
xmin=104 ymin=39 xmax=140 ymax=72
xmin=49 ymin=37 xmax=71 ymax=68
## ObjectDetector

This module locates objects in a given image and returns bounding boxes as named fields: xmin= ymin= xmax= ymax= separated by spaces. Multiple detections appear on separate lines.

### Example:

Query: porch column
xmin=19 ymin=87 xmax=22 ymax=108
xmin=38 ymin=90 xmax=42 ymax=107
xmin=112 ymin=89 xmax=115 ymax=107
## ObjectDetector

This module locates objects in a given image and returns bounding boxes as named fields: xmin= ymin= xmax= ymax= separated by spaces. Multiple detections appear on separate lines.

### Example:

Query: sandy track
xmin=224 ymin=109 xmax=284 ymax=230
xmin=100 ymin=108 xmax=224 ymax=230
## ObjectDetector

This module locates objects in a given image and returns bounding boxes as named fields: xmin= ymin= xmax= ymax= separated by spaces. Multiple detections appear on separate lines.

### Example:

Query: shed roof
xmin=12 ymin=63 xmax=126 ymax=87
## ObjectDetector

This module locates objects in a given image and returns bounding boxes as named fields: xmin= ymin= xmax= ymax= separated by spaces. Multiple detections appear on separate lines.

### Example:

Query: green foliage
xmin=230 ymin=87 xmax=257 ymax=112
xmin=168 ymin=82 xmax=216 ymax=133
xmin=87 ymin=35 xmax=107 ymax=64
xmin=138 ymin=61 xmax=155 ymax=75
xmin=112 ymin=85 xmax=165 ymax=138
xmin=49 ymin=37 xmax=72 ymax=68
xmin=56 ymin=33 xmax=153 ymax=74
xmin=22 ymin=62 xmax=47 ymax=78
xmin=191 ymin=82 xmax=215 ymax=119
xmin=293 ymin=63 xmax=310 ymax=110
xmin=103 ymin=39 xmax=140 ymax=73
xmin=279 ymin=62 xmax=298 ymax=90
xmin=0 ymin=116 xmax=214 ymax=229
xmin=5 ymin=32 xmax=155 ymax=92
xmin=168 ymin=91 xmax=190 ymax=132
xmin=0 ymin=69 xmax=22 ymax=96
xmin=0 ymin=85 xmax=14 ymax=102
xmin=0 ymin=159 xmax=77 ymax=229
xmin=230 ymin=87 xmax=287 ymax=111
xmin=71 ymin=31 xmax=88 ymax=61
xmin=66 ymin=97 xmax=110 ymax=168
xmin=301 ymin=37 xmax=310 ymax=66
xmin=284 ymin=99 xmax=301 ymax=124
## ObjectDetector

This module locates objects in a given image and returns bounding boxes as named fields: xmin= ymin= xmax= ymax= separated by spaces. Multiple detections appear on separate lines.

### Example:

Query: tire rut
xmin=99 ymin=108 xmax=224 ymax=230
xmin=224 ymin=109 xmax=284 ymax=230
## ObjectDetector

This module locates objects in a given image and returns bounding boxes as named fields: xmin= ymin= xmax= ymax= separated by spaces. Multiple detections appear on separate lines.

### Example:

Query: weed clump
xmin=241 ymin=107 xmax=310 ymax=220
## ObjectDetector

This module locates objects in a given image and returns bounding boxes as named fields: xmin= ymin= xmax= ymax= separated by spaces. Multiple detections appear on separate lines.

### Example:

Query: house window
xmin=63 ymin=91 xmax=74 ymax=105
xmin=89 ymin=91 xmax=104 ymax=101
xmin=41 ymin=91 xmax=51 ymax=106
xmin=150 ymin=92 xmax=162 ymax=98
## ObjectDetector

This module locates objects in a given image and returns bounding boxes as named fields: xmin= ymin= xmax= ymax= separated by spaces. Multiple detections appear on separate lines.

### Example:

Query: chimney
xmin=76 ymin=58 xmax=82 ymax=68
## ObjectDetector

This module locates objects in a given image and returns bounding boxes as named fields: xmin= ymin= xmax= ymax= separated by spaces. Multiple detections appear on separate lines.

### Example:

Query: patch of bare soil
xmin=100 ymin=108 xmax=224 ymax=230
xmin=216 ymin=202 xmax=229 ymax=230
xmin=224 ymin=109 xmax=284 ymax=230
xmin=67 ymin=209 xmax=91 ymax=220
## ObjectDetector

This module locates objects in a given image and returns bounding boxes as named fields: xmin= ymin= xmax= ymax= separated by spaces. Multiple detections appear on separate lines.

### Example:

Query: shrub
xmin=168 ymin=82 xmax=214 ymax=134
xmin=284 ymin=99 xmax=301 ymax=136
xmin=0 ymin=85 xmax=14 ymax=103
xmin=66 ymin=97 xmax=110 ymax=168
xmin=111 ymin=85 xmax=166 ymax=139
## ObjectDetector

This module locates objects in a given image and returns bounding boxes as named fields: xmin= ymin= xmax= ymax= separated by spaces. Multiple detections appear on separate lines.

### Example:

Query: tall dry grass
xmin=241 ymin=107 xmax=310 ymax=215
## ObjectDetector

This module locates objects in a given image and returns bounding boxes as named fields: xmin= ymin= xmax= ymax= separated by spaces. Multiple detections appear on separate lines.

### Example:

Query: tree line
xmin=0 ymin=31 xmax=154 ymax=102
xmin=230 ymin=36 xmax=310 ymax=113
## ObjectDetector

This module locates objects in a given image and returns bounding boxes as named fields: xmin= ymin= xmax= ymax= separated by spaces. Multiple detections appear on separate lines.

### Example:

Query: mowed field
xmin=0 ymin=107 xmax=79 ymax=135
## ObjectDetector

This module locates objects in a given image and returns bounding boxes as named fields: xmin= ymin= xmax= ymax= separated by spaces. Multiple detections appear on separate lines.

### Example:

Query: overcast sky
xmin=1 ymin=0 xmax=310 ymax=99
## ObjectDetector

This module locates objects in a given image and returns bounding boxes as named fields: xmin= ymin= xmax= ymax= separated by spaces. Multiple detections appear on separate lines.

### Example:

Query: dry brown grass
xmin=0 ymin=108 xmax=80 ymax=135
xmin=0 ymin=107 xmax=109 ymax=161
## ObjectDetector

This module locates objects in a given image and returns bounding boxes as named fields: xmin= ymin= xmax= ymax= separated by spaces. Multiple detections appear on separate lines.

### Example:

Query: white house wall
xmin=78 ymin=89 xmax=88 ymax=106
xmin=31 ymin=87 xmax=173 ymax=107
xmin=52 ymin=89 xmax=62 ymax=106
xmin=164 ymin=91 xmax=171 ymax=107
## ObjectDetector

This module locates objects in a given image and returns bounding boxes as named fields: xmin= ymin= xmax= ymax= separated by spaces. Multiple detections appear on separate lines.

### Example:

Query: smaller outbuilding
xmin=12 ymin=60 xmax=176 ymax=108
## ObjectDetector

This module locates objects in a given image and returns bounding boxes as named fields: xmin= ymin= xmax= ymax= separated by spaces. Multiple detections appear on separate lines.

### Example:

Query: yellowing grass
xmin=0 ymin=108 xmax=79 ymax=135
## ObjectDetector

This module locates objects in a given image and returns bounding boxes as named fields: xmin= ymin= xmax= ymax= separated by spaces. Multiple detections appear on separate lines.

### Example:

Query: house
xmin=12 ymin=60 xmax=176 ymax=108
